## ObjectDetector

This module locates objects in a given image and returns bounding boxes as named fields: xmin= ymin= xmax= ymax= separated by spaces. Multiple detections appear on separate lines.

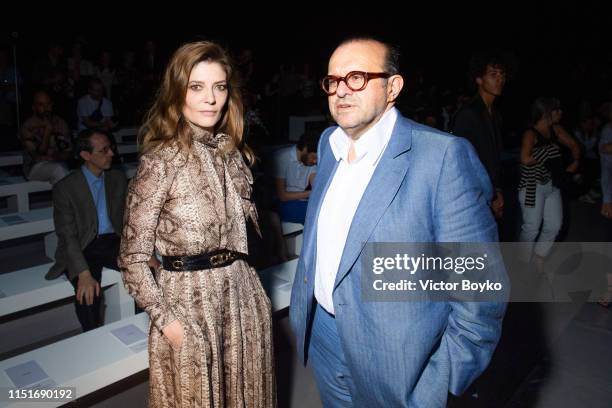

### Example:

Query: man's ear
xmin=475 ymin=77 xmax=483 ymax=87
xmin=79 ymin=151 xmax=90 ymax=162
xmin=387 ymin=74 xmax=404 ymax=103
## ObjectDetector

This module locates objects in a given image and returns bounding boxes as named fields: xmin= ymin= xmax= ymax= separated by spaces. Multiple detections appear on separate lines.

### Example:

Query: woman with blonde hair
xmin=118 ymin=41 xmax=275 ymax=407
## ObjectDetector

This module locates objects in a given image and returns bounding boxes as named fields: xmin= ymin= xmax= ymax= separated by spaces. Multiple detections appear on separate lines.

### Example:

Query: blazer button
xmin=304 ymin=277 xmax=308 ymax=284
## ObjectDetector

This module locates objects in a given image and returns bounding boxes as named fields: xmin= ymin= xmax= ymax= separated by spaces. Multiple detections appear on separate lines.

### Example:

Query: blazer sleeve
xmin=53 ymin=183 xmax=89 ymax=280
xmin=417 ymin=137 xmax=509 ymax=397
xmin=118 ymin=152 xmax=178 ymax=332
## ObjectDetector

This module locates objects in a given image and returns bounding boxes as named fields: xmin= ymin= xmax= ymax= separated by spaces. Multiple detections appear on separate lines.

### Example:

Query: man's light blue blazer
xmin=289 ymin=113 xmax=509 ymax=407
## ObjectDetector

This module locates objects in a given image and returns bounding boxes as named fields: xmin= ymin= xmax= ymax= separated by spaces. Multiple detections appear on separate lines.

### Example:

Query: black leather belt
xmin=162 ymin=250 xmax=247 ymax=271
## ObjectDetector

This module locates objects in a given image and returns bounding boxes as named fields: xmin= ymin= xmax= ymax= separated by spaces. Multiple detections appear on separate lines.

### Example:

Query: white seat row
xmin=0 ymin=152 xmax=22 ymax=168
xmin=0 ymin=263 xmax=134 ymax=322
xmin=282 ymin=222 xmax=304 ymax=256
xmin=0 ymin=208 xmax=54 ymax=242
xmin=113 ymin=127 xmax=139 ymax=144
xmin=0 ymin=258 xmax=297 ymax=407
xmin=0 ymin=160 xmax=141 ymax=243
xmin=0 ymin=177 xmax=52 ymax=213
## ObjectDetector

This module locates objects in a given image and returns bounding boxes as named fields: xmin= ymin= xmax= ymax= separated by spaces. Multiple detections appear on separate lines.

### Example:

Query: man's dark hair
xmin=77 ymin=128 xmax=111 ymax=154
xmin=468 ymin=50 xmax=514 ymax=84
xmin=530 ymin=97 xmax=560 ymax=126
xmin=32 ymin=89 xmax=51 ymax=103
xmin=88 ymin=77 xmax=104 ymax=89
xmin=336 ymin=35 xmax=401 ymax=75
xmin=297 ymin=130 xmax=321 ymax=153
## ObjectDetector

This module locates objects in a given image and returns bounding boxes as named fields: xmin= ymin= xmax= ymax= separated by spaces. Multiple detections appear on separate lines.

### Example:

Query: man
xmin=289 ymin=37 xmax=508 ymax=407
xmin=45 ymin=129 xmax=127 ymax=331
xmin=21 ymin=90 xmax=72 ymax=184
xmin=77 ymin=78 xmax=115 ymax=132
xmin=451 ymin=52 xmax=508 ymax=219
xmin=274 ymin=130 xmax=319 ymax=224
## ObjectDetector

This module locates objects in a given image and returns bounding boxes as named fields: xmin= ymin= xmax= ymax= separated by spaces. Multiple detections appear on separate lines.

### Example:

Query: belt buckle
xmin=172 ymin=260 xmax=184 ymax=270
xmin=210 ymin=251 xmax=233 ymax=267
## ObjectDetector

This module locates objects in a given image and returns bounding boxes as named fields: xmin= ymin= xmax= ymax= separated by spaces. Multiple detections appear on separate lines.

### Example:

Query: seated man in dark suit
xmin=45 ymin=129 xmax=129 ymax=331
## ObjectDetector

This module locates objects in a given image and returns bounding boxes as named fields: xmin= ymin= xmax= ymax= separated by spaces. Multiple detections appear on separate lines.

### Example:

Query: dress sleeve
xmin=118 ymin=152 xmax=178 ymax=331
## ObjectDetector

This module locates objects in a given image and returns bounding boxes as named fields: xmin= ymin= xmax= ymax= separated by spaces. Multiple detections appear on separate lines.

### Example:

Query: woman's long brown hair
xmin=139 ymin=41 xmax=254 ymax=164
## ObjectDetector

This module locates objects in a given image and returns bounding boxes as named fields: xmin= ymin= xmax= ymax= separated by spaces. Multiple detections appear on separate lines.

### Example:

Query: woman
xmin=118 ymin=41 xmax=275 ymax=407
xmin=518 ymin=97 xmax=579 ymax=268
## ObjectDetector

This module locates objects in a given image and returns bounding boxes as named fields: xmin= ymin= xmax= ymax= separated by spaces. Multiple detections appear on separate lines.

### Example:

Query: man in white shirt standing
xmin=290 ymin=37 xmax=508 ymax=407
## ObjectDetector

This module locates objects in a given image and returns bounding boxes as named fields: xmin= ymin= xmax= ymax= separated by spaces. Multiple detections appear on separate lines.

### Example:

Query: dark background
xmin=2 ymin=2 xmax=611 ymax=143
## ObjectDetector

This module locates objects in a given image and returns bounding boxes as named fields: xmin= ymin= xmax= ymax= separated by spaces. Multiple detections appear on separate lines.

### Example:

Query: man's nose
xmin=335 ymin=80 xmax=352 ymax=97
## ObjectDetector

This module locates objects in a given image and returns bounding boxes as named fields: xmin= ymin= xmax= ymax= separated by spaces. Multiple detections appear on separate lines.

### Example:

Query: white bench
xmin=0 ymin=160 xmax=141 ymax=245
xmin=113 ymin=127 xmax=139 ymax=144
xmin=258 ymin=258 xmax=298 ymax=313
xmin=0 ymin=177 xmax=52 ymax=213
xmin=0 ymin=263 xmax=134 ymax=322
xmin=116 ymin=142 xmax=138 ymax=156
xmin=0 ymin=208 xmax=54 ymax=242
xmin=282 ymin=222 xmax=304 ymax=256
xmin=0 ymin=263 xmax=135 ymax=357
xmin=0 ymin=152 xmax=23 ymax=168
xmin=0 ymin=312 xmax=149 ymax=408
xmin=0 ymin=259 xmax=298 ymax=406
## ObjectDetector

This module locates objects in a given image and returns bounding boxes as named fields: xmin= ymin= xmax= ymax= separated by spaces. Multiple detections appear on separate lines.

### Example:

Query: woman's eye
xmin=216 ymin=84 xmax=227 ymax=91
xmin=190 ymin=84 xmax=202 ymax=91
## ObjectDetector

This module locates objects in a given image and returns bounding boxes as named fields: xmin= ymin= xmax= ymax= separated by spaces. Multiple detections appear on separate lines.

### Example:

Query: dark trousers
xmin=278 ymin=199 xmax=308 ymax=225
xmin=65 ymin=234 xmax=120 ymax=332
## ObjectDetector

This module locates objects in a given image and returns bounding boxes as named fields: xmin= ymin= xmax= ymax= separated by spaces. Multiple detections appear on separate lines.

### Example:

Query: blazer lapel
xmin=333 ymin=117 xmax=413 ymax=290
xmin=104 ymin=170 xmax=114 ymax=217
xmin=75 ymin=169 xmax=98 ymax=228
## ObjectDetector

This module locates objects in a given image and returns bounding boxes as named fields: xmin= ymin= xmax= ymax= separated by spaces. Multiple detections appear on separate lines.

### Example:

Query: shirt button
xmin=304 ymin=277 xmax=308 ymax=284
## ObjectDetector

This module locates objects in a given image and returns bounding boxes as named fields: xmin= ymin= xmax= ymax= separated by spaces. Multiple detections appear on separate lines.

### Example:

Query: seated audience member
xmin=77 ymin=78 xmax=116 ymax=132
xmin=44 ymin=129 xmax=147 ymax=331
xmin=21 ymin=90 xmax=71 ymax=184
xmin=273 ymin=131 xmax=319 ymax=224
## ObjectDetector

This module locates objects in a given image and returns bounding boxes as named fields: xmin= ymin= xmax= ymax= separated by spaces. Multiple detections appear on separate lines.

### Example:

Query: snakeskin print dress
xmin=118 ymin=128 xmax=275 ymax=407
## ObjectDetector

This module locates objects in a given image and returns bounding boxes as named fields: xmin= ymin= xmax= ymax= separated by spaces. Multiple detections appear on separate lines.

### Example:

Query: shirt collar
xmin=329 ymin=107 xmax=398 ymax=166
xmin=82 ymin=164 xmax=104 ymax=184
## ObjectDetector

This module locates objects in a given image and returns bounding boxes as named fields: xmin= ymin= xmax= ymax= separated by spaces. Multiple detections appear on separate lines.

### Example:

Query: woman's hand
xmin=162 ymin=319 xmax=184 ymax=350
xmin=147 ymin=255 xmax=161 ymax=270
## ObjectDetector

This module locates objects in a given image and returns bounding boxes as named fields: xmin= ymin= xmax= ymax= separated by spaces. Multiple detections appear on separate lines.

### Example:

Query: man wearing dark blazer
xmin=452 ymin=51 xmax=508 ymax=220
xmin=46 ymin=129 xmax=127 ymax=331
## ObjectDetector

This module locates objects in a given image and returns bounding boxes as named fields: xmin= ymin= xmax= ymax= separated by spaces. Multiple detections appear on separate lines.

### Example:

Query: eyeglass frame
xmin=320 ymin=71 xmax=392 ymax=96
xmin=91 ymin=145 xmax=113 ymax=155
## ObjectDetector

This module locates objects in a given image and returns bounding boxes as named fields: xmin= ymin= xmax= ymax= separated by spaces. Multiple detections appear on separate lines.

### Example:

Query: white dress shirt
xmin=315 ymin=107 xmax=398 ymax=314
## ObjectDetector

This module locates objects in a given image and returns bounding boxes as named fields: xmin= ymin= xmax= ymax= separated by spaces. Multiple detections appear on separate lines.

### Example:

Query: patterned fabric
xmin=518 ymin=130 xmax=562 ymax=208
xmin=118 ymin=126 xmax=275 ymax=407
